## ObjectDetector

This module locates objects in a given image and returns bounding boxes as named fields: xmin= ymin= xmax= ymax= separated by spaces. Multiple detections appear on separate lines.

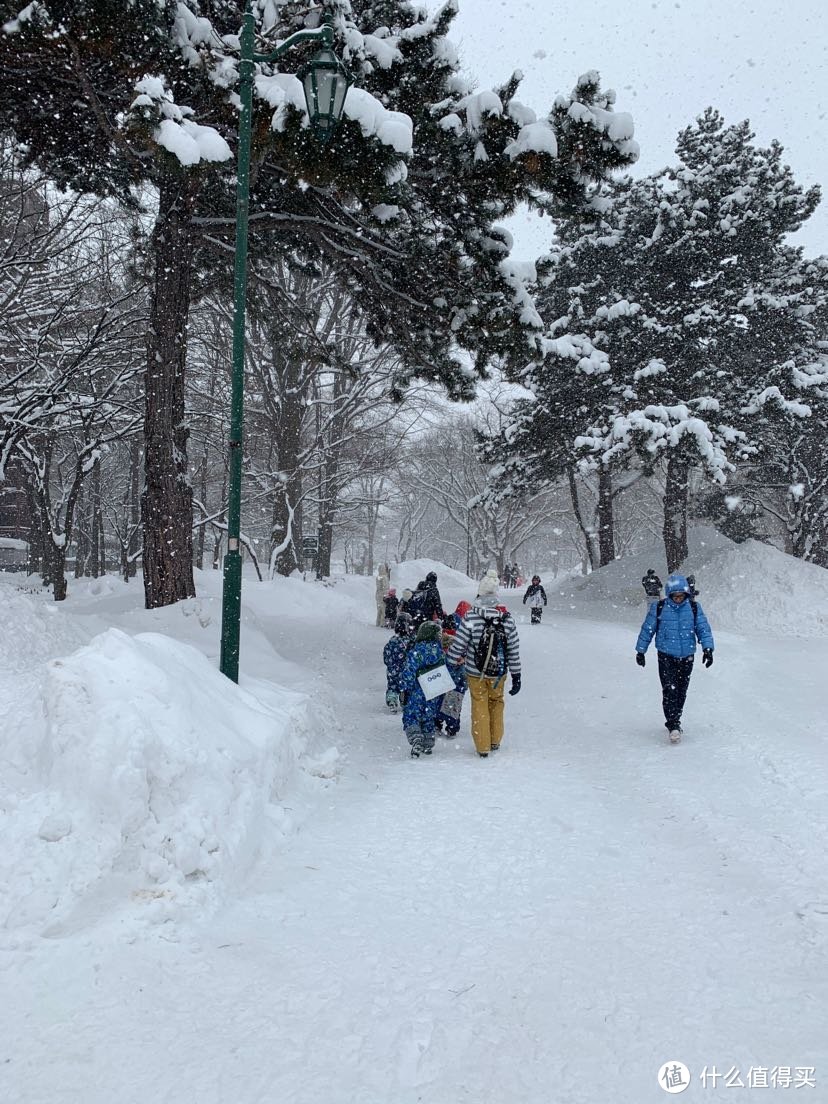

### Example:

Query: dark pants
xmin=530 ymin=607 xmax=543 ymax=624
xmin=657 ymin=652 xmax=694 ymax=730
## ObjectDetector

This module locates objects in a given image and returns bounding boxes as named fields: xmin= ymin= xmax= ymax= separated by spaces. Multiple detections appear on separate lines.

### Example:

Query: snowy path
xmin=4 ymin=593 xmax=828 ymax=1103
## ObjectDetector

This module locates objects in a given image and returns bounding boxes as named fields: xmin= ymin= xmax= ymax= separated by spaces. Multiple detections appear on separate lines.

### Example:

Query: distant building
xmin=0 ymin=461 xmax=32 ymax=553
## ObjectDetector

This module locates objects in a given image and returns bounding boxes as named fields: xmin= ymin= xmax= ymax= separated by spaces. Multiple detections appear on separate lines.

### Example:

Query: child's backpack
xmin=473 ymin=612 xmax=509 ymax=677
xmin=405 ymin=589 xmax=426 ymax=621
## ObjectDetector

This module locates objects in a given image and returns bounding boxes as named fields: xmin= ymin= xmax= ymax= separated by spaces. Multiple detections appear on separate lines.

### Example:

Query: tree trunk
xmin=597 ymin=465 xmax=615 ymax=567
xmin=195 ymin=449 xmax=209 ymax=571
xmin=663 ymin=454 xmax=690 ymax=573
xmin=74 ymin=483 xmax=88 ymax=577
xmin=25 ymin=481 xmax=45 ymax=577
xmin=141 ymin=173 xmax=197 ymax=609
xmin=49 ymin=541 xmax=68 ymax=601
xmin=316 ymin=424 xmax=342 ymax=578
xmin=270 ymin=346 xmax=305 ymax=577
xmin=567 ymin=465 xmax=597 ymax=571
xmin=89 ymin=457 xmax=102 ymax=577
xmin=212 ymin=469 xmax=227 ymax=571
xmin=126 ymin=438 xmax=141 ymax=580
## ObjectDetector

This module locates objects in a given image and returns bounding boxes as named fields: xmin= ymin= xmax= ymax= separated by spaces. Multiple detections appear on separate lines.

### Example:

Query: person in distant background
xmin=383 ymin=588 xmax=399 ymax=628
xmin=375 ymin=562 xmax=390 ymax=627
xmin=522 ymin=575 xmax=547 ymax=624
xmin=635 ymin=573 xmax=714 ymax=744
xmin=642 ymin=569 xmax=662 ymax=598
xmin=420 ymin=571 xmax=444 ymax=623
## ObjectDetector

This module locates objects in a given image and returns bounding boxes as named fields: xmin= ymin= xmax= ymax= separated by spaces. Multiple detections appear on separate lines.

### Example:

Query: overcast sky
xmin=448 ymin=0 xmax=828 ymax=259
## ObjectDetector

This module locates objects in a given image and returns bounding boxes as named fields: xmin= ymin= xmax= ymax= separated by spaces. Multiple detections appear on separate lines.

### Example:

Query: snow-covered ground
xmin=1 ymin=540 xmax=826 ymax=1103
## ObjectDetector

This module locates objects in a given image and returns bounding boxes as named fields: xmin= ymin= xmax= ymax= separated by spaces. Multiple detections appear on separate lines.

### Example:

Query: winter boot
xmin=668 ymin=726 xmax=682 ymax=744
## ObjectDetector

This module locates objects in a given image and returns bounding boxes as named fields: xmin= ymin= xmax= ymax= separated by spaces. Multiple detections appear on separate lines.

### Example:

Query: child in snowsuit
xmin=434 ymin=602 xmax=471 ymax=738
xmin=523 ymin=575 xmax=547 ymax=624
xmin=398 ymin=621 xmax=445 ymax=757
xmin=405 ymin=581 xmax=428 ymax=628
xmin=642 ymin=569 xmax=662 ymax=598
xmin=383 ymin=588 xmax=399 ymax=628
xmin=382 ymin=617 xmax=410 ymax=713
xmin=635 ymin=573 xmax=714 ymax=743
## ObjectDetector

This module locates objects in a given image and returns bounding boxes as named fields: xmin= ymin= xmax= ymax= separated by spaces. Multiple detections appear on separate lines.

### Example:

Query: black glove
xmin=702 ymin=649 xmax=713 ymax=668
xmin=636 ymin=652 xmax=646 ymax=667
xmin=508 ymin=674 xmax=521 ymax=696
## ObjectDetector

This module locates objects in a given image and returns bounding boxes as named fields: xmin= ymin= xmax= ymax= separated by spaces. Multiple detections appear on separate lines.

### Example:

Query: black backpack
xmin=474 ymin=613 xmax=508 ymax=677
xmin=405 ymin=590 xmax=426 ymax=620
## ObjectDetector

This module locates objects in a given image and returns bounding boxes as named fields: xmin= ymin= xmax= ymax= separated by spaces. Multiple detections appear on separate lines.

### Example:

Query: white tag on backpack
xmin=417 ymin=664 xmax=455 ymax=700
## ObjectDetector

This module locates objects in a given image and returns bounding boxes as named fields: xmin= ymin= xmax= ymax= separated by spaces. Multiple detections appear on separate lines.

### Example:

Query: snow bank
xmin=700 ymin=539 xmax=828 ymax=638
xmin=391 ymin=558 xmax=476 ymax=593
xmin=0 ymin=582 xmax=89 ymax=676
xmin=1 ymin=628 xmax=322 ymax=939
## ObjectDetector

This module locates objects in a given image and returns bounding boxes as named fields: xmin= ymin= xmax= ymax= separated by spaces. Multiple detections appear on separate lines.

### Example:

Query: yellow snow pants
xmin=467 ymin=674 xmax=506 ymax=754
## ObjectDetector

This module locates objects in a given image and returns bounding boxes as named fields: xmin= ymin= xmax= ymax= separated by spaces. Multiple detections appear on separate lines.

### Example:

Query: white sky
xmin=449 ymin=0 xmax=828 ymax=259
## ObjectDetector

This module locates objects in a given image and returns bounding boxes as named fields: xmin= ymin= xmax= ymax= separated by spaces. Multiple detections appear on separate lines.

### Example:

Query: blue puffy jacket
xmin=636 ymin=596 xmax=714 ymax=658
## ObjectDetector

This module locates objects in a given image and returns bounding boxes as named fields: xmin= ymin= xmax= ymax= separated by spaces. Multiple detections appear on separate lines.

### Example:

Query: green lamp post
xmin=219 ymin=4 xmax=352 ymax=683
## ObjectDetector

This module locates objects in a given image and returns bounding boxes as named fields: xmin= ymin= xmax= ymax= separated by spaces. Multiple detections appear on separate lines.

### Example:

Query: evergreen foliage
xmin=490 ymin=109 xmax=826 ymax=566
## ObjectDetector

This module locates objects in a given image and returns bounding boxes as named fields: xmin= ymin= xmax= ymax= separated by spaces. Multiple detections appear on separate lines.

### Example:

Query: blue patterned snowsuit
xmin=382 ymin=636 xmax=409 ymax=709
xmin=398 ymin=639 xmax=445 ymax=750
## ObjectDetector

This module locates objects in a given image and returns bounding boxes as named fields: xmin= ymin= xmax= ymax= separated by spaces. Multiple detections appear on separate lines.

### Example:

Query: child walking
xmin=398 ymin=621 xmax=445 ymax=757
xmin=382 ymin=617 xmax=411 ymax=713
xmin=434 ymin=602 xmax=471 ymax=738
xmin=383 ymin=588 xmax=399 ymax=628
xmin=522 ymin=575 xmax=547 ymax=624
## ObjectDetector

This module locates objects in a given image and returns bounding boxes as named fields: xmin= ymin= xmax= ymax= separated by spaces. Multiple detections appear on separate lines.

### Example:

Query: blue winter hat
xmin=665 ymin=574 xmax=690 ymax=596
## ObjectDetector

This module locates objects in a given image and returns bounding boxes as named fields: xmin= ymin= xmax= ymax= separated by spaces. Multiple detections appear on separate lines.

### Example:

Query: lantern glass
xmin=298 ymin=46 xmax=352 ymax=142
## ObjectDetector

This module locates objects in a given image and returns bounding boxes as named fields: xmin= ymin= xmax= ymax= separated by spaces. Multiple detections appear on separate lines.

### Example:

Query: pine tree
xmin=493 ymin=110 xmax=821 ymax=571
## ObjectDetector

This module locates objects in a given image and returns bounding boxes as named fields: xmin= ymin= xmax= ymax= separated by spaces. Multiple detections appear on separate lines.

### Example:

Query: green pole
xmin=219 ymin=2 xmax=255 ymax=683
xmin=218 ymin=11 xmax=338 ymax=682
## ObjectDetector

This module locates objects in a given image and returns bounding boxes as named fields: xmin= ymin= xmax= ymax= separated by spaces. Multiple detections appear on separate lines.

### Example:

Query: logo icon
xmin=658 ymin=1061 xmax=691 ymax=1094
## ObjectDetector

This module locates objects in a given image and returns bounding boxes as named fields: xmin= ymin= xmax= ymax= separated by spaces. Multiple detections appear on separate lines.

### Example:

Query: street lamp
xmin=219 ymin=4 xmax=352 ymax=683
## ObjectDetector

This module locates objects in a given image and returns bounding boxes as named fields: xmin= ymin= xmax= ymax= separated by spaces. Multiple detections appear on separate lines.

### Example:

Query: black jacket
xmin=523 ymin=583 xmax=547 ymax=605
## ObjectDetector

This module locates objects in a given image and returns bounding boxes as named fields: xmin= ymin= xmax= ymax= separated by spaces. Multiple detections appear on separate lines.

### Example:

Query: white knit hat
xmin=476 ymin=569 xmax=500 ymax=598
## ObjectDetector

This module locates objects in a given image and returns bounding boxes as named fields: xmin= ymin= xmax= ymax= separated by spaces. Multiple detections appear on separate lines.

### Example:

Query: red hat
xmin=455 ymin=600 xmax=472 ymax=618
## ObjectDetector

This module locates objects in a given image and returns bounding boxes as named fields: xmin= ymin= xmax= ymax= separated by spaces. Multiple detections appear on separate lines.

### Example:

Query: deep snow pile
xmin=0 ymin=578 xmax=339 ymax=943
xmin=390 ymin=558 xmax=475 ymax=593
xmin=700 ymin=539 xmax=828 ymax=637
xmin=550 ymin=526 xmax=828 ymax=637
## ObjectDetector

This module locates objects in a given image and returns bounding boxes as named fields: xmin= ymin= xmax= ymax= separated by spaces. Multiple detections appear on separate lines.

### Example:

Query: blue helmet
xmin=665 ymin=574 xmax=691 ymax=596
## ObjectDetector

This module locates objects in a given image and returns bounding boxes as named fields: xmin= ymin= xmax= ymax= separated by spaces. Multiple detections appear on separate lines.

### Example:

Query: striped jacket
xmin=446 ymin=604 xmax=521 ymax=679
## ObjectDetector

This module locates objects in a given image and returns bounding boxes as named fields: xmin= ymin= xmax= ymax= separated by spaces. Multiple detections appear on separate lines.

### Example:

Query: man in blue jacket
xmin=636 ymin=573 xmax=714 ymax=743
